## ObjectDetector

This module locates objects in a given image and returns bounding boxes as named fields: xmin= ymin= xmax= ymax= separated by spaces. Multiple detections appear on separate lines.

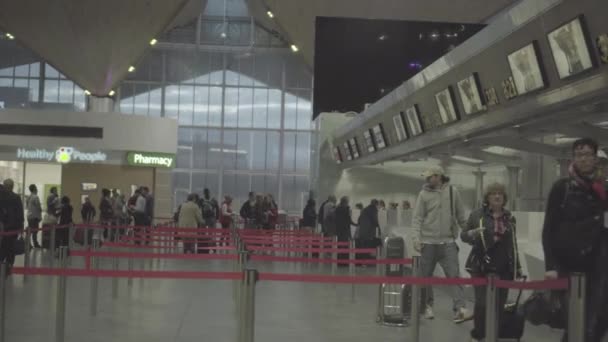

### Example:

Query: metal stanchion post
xmin=375 ymin=246 xmax=382 ymax=277
xmin=410 ymin=256 xmax=421 ymax=342
xmin=90 ymin=238 xmax=100 ymax=316
xmin=349 ymin=239 xmax=355 ymax=302
xmin=0 ymin=263 xmax=6 ymax=342
xmin=318 ymin=234 xmax=324 ymax=272
xmin=568 ymin=273 xmax=586 ymax=342
xmin=127 ymin=230 xmax=134 ymax=287
xmin=84 ymin=225 xmax=89 ymax=249
xmin=24 ymin=227 xmax=31 ymax=281
xmin=239 ymin=268 xmax=258 ymax=342
xmin=49 ymin=225 xmax=56 ymax=267
xmin=112 ymin=232 xmax=119 ymax=299
xmin=331 ymin=236 xmax=338 ymax=277
xmin=56 ymin=247 xmax=68 ymax=342
xmin=68 ymin=224 xmax=75 ymax=253
xmin=485 ymin=274 xmax=498 ymax=342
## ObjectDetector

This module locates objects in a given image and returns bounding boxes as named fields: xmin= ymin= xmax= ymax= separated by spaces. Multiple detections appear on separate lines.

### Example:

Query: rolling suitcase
xmin=499 ymin=284 xmax=525 ymax=340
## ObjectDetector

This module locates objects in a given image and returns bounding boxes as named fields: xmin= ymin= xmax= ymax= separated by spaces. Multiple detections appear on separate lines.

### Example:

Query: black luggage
xmin=499 ymin=284 xmax=525 ymax=340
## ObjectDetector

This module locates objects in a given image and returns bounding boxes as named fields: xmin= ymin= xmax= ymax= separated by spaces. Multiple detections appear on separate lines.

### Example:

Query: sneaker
xmin=423 ymin=306 xmax=435 ymax=320
xmin=453 ymin=308 xmax=473 ymax=324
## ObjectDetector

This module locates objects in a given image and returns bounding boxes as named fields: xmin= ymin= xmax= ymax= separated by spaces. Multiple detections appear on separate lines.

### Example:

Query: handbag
xmin=523 ymin=290 xmax=565 ymax=329
xmin=14 ymin=236 xmax=25 ymax=256
xmin=465 ymin=217 xmax=493 ymax=274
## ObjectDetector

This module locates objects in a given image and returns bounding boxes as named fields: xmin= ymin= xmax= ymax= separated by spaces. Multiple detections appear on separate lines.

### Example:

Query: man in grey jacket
xmin=412 ymin=166 xmax=470 ymax=323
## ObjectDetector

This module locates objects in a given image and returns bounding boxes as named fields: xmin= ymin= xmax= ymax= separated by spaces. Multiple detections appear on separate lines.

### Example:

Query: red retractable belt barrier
xmin=242 ymin=240 xmax=350 ymax=247
xmin=257 ymin=273 xmax=489 ymax=286
xmin=250 ymin=254 xmax=412 ymax=265
xmin=496 ymin=278 xmax=569 ymax=290
xmin=70 ymin=250 xmax=238 ymax=261
xmin=11 ymin=267 xmax=242 ymax=280
xmin=102 ymin=242 xmax=236 ymax=251
xmin=246 ymin=245 xmax=377 ymax=254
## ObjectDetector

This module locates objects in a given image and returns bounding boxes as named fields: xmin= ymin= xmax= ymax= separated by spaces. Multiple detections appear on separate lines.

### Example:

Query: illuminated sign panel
xmin=127 ymin=152 xmax=175 ymax=168
xmin=16 ymin=147 xmax=107 ymax=163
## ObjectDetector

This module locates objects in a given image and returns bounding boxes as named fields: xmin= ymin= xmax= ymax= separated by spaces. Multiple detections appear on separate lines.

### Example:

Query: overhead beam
xmin=465 ymin=137 xmax=568 ymax=159
xmin=455 ymin=149 xmax=521 ymax=166
xmin=551 ymin=122 xmax=608 ymax=144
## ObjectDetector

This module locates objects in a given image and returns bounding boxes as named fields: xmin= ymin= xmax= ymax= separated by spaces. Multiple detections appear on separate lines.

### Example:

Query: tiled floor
xmin=2 ymin=248 xmax=564 ymax=342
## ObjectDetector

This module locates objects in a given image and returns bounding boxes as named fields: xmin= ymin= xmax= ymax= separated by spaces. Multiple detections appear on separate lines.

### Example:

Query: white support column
xmin=506 ymin=166 xmax=520 ymax=212
xmin=473 ymin=168 xmax=486 ymax=207
xmin=87 ymin=96 xmax=114 ymax=112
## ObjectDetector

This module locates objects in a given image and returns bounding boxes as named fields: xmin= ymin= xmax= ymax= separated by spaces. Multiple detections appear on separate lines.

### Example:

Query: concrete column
xmin=473 ymin=169 xmax=486 ymax=208
xmin=87 ymin=96 xmax=114 ymax=112
xmin=506 ymin=166 xmax=520 ymax=212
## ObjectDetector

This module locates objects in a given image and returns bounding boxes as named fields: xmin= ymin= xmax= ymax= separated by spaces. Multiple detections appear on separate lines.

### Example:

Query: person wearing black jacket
xmin=461 ymin=183 xmax=521 ymax=341
xmin=335 ymin=196 xmax=356 ymax=266
xmin=301 ymin=199 xmax=317 ymax=230
xmin=356 ymin=199 xmax=381 ymax=261
xmin=542 ymin=138 xmax=608 ymax=342
xmin=0 ymin=179 xmax=24 ymax=273
xmin=240 ymin=192 xmax=256 ymax=227
xmin=57 ymin=196 xmax=73 ymax=250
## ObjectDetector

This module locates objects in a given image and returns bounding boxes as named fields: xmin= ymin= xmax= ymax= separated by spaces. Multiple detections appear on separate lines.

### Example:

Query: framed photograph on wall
xmin=342 ymin=142 xmax=353 ymax=161
xmin=507 ymin=42 xmax=546 ymax=95
xmin=404 ymin=105 xmax=424 ymax=136
xmin=81 ymin=182 xmax=98 ymax=191
xmin=363 ymin=130 xmax=376 ymax=153
xmin=435 ymin=87 xmax=459 ymax=124
xmin=597 ymin=34 xmax=608 ymax=64
xmin=547 ymin=16 xmax=594 ymax=79
xmin=372 ymin=124 xmax=387 ymax=149
xmin=393 ymin=114 xmax=408 ymax=142
xmin=333 ymin=146 xmax=342 ymax=164
xmin=349 ymin=138 xmax=360 ymax=159
xmin=457 ymin=73 xmax=485 ymax=115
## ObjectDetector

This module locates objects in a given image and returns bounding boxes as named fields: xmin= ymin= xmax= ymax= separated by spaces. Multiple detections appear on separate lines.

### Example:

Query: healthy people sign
xmin=17 ymin=147 xmax=107 ymax=163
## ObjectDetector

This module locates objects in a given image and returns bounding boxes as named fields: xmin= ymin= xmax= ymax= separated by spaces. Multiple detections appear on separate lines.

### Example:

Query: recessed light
xmin=108 ymin=90 xmax=115 ymax=96
xmin=266 ymin=10 xmax=274 ymax=18
xmin=378 ymin=34 xmax=388 ymax=41
xmin=5 ymin=33 xmax=14 ymax=40
xmin=149 ymin=38 xmax=157 ymax=46
xmin=290 ymin=44 xmax=299 ymax=52
xmin=220 ymin=32 xmax=227 ymax=39
xmin=128 ymin=66 xmax=135 ymax=73
xmin=84 ymin=90 xmax=91 ymax=96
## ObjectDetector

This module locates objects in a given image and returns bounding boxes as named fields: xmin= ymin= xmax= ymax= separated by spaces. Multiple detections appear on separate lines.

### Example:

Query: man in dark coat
xmin=356 ymin=199 xmax=381 ymax=260
xmin=543 ymin=138 xmax=608 ymax=342
xmin=0 ymin=179 xmax=24 ymax=273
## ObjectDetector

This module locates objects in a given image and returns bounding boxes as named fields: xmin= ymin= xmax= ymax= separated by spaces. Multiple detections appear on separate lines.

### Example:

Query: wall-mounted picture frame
xmin=349 ymin=138 xmax=360 ymax=159
xmin=372 ymin=124 xmax=387 ymax=149
xmin=597 ymin=34 xmax=608 ymax=64
xmin=81 ymin=182 xmax=98 ymax=191
xmin=507 ymin=42 xmax=546 ymax=96
xmin=393 ymin=114 xmax=408 ymax=142
xmin=363 ymin=130 xmax=376 ymax=153
xmin=342 ymin=142 xmax=353 ymax=161
xmin=435 ymin=87 xmax=459 ymax=124
xmin=547 ymin=16 xmax=594 ymax=79
xmin=333 ymin=146 xmax=342 ymax=164
xmin=457 ymin=73 xmax=485 ymax=115
xmin=483 ymin=87 xmax=500 ymax=107
xmin=404 ymin=105 xmax=424 ymax=136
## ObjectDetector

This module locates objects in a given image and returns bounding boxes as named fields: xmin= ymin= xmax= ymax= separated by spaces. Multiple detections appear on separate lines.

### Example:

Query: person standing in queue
xmin=301 ymin=199 xmax=317 ymax=231
xmin=320 ymin=195 xmax=337 ymax=237
xmin=411 ymin=166 xmax=471 ymax=323
xmin=461 ymin=183 xmax=522 ymax=342
xmin=131 ymin=189 xmax=147 ymax=245
xmin=335 ymin=196 xmax=356 ymax=267
xmin=220 ymin=195 xmax=234 ymax=229
xmin=178 ymin=194 xmax=204 ymax=254
xmin=26 ymin=184 xmax=42 ymax=248
xmin=0 ymin=179 xmax=24 ymax=275
xmin=542 ymin=138 xmax=608 ymax=342
xmin=240 ymin=191 xmax=257 ymax=228
xmin=355 ymin=199 xmax=381 ymax=263
xmin=99 ymin=188 xmax=114 ymax=240
xmin=56 ymin=196 xmax=73 ymax=253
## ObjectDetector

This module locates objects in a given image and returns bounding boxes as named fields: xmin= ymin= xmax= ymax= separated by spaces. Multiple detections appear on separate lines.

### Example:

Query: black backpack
xmin=200 ymin=199 xmax=215 ymax=219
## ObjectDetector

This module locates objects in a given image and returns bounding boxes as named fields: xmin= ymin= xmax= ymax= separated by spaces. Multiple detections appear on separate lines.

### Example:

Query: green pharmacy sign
xmin=127 ymin=152 xmax=175 ymax=168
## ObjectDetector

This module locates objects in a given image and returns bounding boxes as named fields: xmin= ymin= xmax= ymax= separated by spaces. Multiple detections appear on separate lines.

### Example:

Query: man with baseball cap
xmin=412 ymin=166 xmax=471 ymax=323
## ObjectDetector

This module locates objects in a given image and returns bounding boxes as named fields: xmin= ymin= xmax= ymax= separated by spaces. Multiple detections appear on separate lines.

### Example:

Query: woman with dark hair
xmin=461 ymin=182 xmax=522 ymax=342
xmin=57 ymin=196 xmax=73 ymax=250
xmin=301 ymin=199 xmax=317 ymax=231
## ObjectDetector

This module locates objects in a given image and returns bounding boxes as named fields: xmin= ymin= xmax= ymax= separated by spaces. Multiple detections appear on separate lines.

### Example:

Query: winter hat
xmin=422 ymin=166 xmax=445 ymax=179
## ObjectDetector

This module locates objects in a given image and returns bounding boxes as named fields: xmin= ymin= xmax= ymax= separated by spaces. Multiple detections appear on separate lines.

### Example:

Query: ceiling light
xmin=128 ymin=66 xmax=135 ymax=73
xmin=290 ymin=44 xmax=299 ymax=52
xmin=220 ymin=32 xmax=227 ymax=39
xmin=84 ymin=90 xmax=91 ymax=96
xmin=266 ymin=10 xmax=274 ymax=18
xmin=108 ymin=90 xmax=115 ymax=96
xmin=149 ymin=38 xmax=157 ymax=46
xmin=5 ymin=33 xmax=14 ymax=40
xmin=451 ymin=155 xmax=483 ymax=164
xmin=378 ymin=34 xmax=388 ymax=41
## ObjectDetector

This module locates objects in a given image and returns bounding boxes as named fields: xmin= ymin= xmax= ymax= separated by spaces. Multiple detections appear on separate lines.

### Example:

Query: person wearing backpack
xmin=543 ymin=138 xmax=608 ymax=342
xmin=199 ymin=188 xmax=219 ymax=228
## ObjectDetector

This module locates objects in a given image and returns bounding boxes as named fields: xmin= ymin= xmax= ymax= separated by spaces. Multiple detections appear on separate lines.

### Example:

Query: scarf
xmin=568 ymin=163 xmax=607 ymax=201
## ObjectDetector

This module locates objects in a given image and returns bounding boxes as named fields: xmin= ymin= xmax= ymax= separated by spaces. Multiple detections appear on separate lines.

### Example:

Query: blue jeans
xmin=419 ymin=242 xmax=466 ymax=311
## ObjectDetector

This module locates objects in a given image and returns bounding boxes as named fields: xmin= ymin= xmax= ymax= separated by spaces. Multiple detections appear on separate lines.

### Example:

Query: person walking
xmin=461 ymin=183 xmax=522 ymax=342
xmin=543 ymin=138 xmax=608 ymax=342
xmin=26 ymin=184 xmax=42 ymax=248
xmin=411 ymin=166 xmax=471 ymax=323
